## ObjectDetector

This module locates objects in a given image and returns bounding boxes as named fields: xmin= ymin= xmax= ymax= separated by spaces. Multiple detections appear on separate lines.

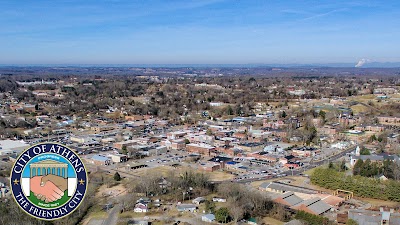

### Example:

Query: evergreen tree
xmin=281 ymin=111 xmax=287 ymax=118
xmin=360 ymin=147 xmax=371 ymax=155
xmin=215 ymin=207 xmax=231 ymax=223
xmin=114 ymin=172 xmax=121 ymax=181
xmin=319 ymin=110 xmax=326 ymax=120
xmin=340 ymin=160 xmax=347 ymax=172
xmin=122 ymin=146 xmax=128 ymax=155
xmin=353 ymin=159 xmax=363 ymax=176
xmin=227 ymin=105 xmax=234 ymax=115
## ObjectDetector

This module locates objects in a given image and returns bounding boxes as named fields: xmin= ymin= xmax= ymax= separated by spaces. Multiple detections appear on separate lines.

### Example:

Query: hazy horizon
xmin=1 ymin=62 xmax=400 ymax=68
xmin=1 ymin=0 xmax=400 ymax=65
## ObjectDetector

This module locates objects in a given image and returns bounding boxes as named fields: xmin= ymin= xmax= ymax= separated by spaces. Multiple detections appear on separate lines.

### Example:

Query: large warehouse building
xmin=0 ymin=140 xmax=29 ymax=156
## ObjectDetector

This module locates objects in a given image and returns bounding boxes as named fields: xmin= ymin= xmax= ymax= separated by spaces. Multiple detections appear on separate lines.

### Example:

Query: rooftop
xmin=91 ymin=155 xmax=110 ymax=162
xmin=260 ymin=182 xmax=318 ymax=194
xmin=292 ymin=197 xmax=332 ymax=215
xmin=0 ymin=140 xmax=29 ymax=151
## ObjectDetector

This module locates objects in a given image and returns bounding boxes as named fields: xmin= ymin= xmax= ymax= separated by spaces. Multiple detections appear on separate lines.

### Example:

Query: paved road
xmin=122 ymin=214 xmax=203 ymax=225
xmin=234 ymin=145 xmax=358 ymax=183
xmin=102 ymin=204 xmax=121 ymax=225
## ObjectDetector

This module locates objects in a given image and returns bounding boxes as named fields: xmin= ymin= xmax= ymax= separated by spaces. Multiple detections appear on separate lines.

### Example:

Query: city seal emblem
xmin=10 ymin=143 xmax=88 ymax=220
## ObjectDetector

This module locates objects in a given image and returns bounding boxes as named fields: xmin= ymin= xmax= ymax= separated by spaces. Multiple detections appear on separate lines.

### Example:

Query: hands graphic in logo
xmin=30 ymin=175 xmax=68 ymax=203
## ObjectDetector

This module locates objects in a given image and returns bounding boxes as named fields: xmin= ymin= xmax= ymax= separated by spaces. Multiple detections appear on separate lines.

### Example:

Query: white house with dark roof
xmin=134 ymin=203 xmax=148 ymax=213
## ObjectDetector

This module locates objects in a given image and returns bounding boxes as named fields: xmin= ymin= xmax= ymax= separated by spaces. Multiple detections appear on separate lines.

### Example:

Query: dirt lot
xmin=96 ymin=183 xmax=127 ymax=198
xmin=262 ymin=217 xmax=285 ymax=225
xmin=132 ymin=165 xmax=234 ymax=181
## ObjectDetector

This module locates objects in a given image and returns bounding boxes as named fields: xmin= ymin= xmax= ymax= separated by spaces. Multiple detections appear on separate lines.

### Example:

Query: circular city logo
xmin=10 ymin=143 xmax=87 ymax=220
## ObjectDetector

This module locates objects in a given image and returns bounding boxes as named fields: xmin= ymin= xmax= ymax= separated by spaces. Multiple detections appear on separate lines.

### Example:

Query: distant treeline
xmin=311 ymin=167 xmax=400 ymax=201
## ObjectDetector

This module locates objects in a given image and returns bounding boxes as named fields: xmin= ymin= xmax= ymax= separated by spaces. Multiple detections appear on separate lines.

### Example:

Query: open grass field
xmin=350 ymin=104 xmax=369 ymax=114
xmin=351 ymin=94 xmax=376 ymax=100
xmin=81 ymin=204 xmax=108 ymax=225
xmin=262 ymin=217 xmax=285 ymax=225
xmin=359 ymin=197 xmax=400 ymax=208
xmin=96 ymin=183 xmax=127 ymax=198
xmin=132 ymin=165 xmax=180 ymax=177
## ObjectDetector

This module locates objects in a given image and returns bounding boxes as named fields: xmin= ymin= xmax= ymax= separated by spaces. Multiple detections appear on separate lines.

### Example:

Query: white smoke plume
xmin=355 ymin=59 xmax=371 ymax=67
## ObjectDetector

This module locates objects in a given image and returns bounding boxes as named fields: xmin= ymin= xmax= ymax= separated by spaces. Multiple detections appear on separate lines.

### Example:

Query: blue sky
xmin=1 ymin=0 xmax=400 ymax=64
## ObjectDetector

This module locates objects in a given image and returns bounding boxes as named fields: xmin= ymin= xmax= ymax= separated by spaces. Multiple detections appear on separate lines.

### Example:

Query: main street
xmin=235 ymin=144 xmax=358 ymax=183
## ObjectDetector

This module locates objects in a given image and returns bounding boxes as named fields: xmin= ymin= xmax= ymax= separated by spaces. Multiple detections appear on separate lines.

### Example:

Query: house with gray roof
xmin=192 ymin=197 xmax=205 ymax=204
xmin=202 ymin=214 xmax=215 ymax=223
xmin=176 ymin=204 xmax=197 ymax=212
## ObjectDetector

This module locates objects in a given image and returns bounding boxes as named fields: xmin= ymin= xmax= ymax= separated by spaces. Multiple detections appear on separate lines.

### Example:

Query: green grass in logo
xmin=28 ymin=191 xmax=70 ymax=208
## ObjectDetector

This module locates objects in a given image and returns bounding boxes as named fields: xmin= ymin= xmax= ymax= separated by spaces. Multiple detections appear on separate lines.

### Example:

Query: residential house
xmin=134 ymin=203 xmax=148 ymax=213
xmin=202 ymin=214 xmax=215 ymax=223
xmin=192 ymin=197 xmax=205 ymax=205
xmin=176 ymin=204 xmax=197 ymax=212
xmin=212 ymin=197 xmax=227 ymax=202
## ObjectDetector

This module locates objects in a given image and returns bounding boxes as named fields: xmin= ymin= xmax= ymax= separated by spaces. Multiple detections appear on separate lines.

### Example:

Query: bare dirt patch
xmin=96 ymin=183 xmax=127 ymax=198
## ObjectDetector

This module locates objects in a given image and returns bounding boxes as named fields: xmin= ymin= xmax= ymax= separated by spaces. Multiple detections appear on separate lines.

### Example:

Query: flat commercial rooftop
xmin=0 ymin=140 xmax=29 ymax=151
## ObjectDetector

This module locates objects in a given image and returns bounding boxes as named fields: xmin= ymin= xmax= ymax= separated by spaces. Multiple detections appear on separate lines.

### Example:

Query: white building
xmin=0 ymin=140 xmax=29 ymax=156
xmin=209 ymin=102 xmax=225 ymax=107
